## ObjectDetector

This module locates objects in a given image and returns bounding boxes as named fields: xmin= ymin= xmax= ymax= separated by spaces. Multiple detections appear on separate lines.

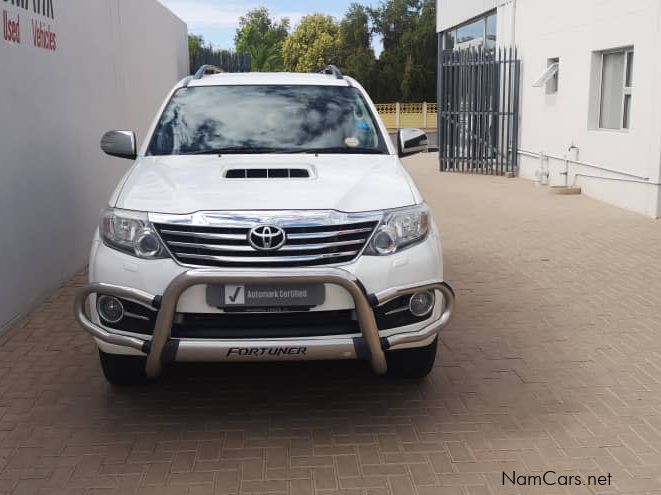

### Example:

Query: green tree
xmin=188 ymin=34 xmax=206 ymax=61
xmin=370 ymin=0 xmax=419 ymax=52
xmin=337 ymin=4 xmax=377 ymax=87
xmin=399 ymin=0 xmax=437 ymax=101
xmin=247 ymin=44 xmax=283 ymax=72
xmin=234 ymin=7 xmax=289 ymax=71
xmin=369 ymin=0 xmax=437 ymax=102
xmin=340 ymin=3 xmax=371 ymax=49
xmin=282 ymin=14 xmax=341 ymax=72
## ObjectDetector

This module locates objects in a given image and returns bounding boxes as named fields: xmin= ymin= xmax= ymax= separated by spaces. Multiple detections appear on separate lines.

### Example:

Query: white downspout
xmin=511 ymin=0 xmax=517 ymax=46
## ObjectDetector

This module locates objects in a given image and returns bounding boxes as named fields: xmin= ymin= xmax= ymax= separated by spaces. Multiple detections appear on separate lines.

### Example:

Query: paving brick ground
xmin=2 ymin=153 xmax=661 ymax=494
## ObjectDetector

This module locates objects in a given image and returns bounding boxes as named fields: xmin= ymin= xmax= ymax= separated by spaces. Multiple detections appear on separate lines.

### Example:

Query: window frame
xmin=597 ymin=47 xmax=634 ymax=131
xmin=442 ymin=10 xmax=497 ymax=51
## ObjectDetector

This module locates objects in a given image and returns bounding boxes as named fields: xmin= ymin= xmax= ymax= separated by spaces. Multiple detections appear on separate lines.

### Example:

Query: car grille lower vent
xmin=224 ymin=168 xmax=310 ymax=179
xmin=154 ymin=220 xmax=379 ymax=268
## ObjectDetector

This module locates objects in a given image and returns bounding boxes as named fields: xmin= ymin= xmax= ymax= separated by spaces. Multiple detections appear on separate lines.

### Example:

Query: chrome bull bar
xmin=74 ymin=268 xmax=455 ymax=378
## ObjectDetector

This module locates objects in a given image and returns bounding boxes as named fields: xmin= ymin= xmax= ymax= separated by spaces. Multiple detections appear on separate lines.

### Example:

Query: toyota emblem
xmin=248 ymin=225 xmax=286 ymax=251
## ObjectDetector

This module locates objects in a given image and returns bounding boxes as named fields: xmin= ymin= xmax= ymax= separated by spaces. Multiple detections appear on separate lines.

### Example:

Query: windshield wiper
xmin=180 ymin=146 xmax=284 ymax=155
xmin=285 ymin=147 xmax=386 ymax=155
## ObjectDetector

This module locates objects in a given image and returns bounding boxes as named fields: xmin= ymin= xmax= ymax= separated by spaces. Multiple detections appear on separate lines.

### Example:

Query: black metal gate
xmin=189 ymin=52 xmax=252 ymax=74
xmin=438 ymin=48 xmax=520 ymax=175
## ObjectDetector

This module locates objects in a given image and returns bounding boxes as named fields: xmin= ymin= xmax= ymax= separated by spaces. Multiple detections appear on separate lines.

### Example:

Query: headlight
xmin=365 ymin=204 xmax=430 ymax=255
xmin=100 ymin=208 xmax=168 ymax=259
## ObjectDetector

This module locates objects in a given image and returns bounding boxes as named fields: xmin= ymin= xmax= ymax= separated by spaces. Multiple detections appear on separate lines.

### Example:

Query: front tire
xmin=386 ymin=337 xmax=438 ymax=379
xmin=99 ymin=350 xmax=148 ymax=386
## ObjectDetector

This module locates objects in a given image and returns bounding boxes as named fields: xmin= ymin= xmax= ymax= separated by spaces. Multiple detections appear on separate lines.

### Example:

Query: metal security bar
xmin=438 ymin=47 xmax=520 ymax=175
xmin=189 ymin=52 xmax=252 ymax=74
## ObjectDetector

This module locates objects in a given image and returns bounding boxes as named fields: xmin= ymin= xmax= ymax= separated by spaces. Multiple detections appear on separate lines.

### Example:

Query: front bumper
xmin=74 ymin=268 xmax=455 ymax=378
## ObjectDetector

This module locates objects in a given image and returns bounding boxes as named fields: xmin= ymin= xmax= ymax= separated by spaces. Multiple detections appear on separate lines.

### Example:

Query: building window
xmin=599 ymin=48 xmax=633 ymax=130
xmin=485 ymin=14 xmax=496 ymax=50
xmin=444 ymin=30 xmax=456 ymax=50
xmin=456 ymin=19 xmax=484 ymax=49
xmin=443 ymin=12 xmax=497 ymax=51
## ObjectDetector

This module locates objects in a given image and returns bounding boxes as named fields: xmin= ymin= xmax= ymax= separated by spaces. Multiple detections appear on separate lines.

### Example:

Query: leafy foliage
xmin=337 ymin=4 xmax=378 ymax=93
xmin=370 ymin=0 xmax=437 ymax=102
xmin=234 ymin=7 xmax=289 ymax=71
xmin=187 ymin=0 xmax=438 ymax=101
xmin=282 ymin=14 xmax=341 ymax=73
xmin=340 ymin=4 xmax=372 ymax=50
xmin=247 ymin=44 xmax=283 ymax=72
xmin=188 ymin=34 xmax=206 ymax=62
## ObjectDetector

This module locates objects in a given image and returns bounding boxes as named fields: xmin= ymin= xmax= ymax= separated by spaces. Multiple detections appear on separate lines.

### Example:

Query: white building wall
xmin=0 ymin=0 xmax=189 ymax=333
xmin=437 ymin=0 xmax=499 ymax=32
xmin=438 ymin=0 xmax=661 ymax=218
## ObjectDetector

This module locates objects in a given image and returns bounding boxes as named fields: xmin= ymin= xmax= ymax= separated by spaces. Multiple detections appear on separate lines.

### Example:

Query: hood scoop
xmin=224 ymin=167 xmax=312 ymax=179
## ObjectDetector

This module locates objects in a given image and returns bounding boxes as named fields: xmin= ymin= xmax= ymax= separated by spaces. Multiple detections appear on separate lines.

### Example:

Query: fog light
xmin=97 ymin=295 xmax=124 ymax=323
xmin=409 ymin=291 xmax=434 ymax=317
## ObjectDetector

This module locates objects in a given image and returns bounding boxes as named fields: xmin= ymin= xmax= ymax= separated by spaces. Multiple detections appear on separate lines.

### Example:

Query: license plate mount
xmin=206 ymin=284 xmax=326 ymax=309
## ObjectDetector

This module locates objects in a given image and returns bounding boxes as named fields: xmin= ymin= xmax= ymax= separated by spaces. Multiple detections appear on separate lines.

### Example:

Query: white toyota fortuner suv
xmin=75 ymin=65 xmax=455 ymax=385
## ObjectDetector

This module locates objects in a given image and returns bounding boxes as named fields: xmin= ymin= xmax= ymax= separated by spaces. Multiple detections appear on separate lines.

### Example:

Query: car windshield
xmin=147 ymin=85 xmax=389 ymax=156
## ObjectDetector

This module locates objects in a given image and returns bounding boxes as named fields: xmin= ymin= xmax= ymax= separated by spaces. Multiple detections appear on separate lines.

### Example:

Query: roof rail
xmin=193 ymin=64 xmax=225 ymax=80
xmin=318 ymin=65 xmax=343 ymax=79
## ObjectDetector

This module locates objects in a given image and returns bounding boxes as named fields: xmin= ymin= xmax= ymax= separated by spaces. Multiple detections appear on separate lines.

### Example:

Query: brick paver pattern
xmin=2 ymin=154 xmax=661 ymax=494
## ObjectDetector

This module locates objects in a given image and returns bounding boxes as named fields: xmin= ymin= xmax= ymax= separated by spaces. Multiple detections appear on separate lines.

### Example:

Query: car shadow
xmin=104 ymin=360 xmax=439 ymax=425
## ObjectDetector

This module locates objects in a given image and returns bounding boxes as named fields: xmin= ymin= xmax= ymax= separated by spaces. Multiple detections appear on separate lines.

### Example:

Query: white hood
xmin=112 ymin=154 xmax=420 ymax=214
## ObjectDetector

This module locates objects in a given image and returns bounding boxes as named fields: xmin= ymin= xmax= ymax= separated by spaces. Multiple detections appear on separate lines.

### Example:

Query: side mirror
xmin=101 ymin=130 xmax=137 ymax=160
xmin=398 ymin=128 xmax=428 ymax=158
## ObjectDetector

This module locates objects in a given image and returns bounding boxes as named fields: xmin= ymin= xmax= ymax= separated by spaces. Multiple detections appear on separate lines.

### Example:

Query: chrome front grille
xmin=152 ymin=212 xmax=380 ymax=268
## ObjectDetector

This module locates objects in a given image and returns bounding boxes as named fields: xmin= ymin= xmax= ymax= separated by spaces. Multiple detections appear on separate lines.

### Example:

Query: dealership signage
xmin=3 ymin=0 xmax=56 ymax=51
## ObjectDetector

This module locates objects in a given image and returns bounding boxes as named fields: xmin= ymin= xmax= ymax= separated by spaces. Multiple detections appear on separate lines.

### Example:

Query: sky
xmin=158 ymin=0 xmax=382 ymax=54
